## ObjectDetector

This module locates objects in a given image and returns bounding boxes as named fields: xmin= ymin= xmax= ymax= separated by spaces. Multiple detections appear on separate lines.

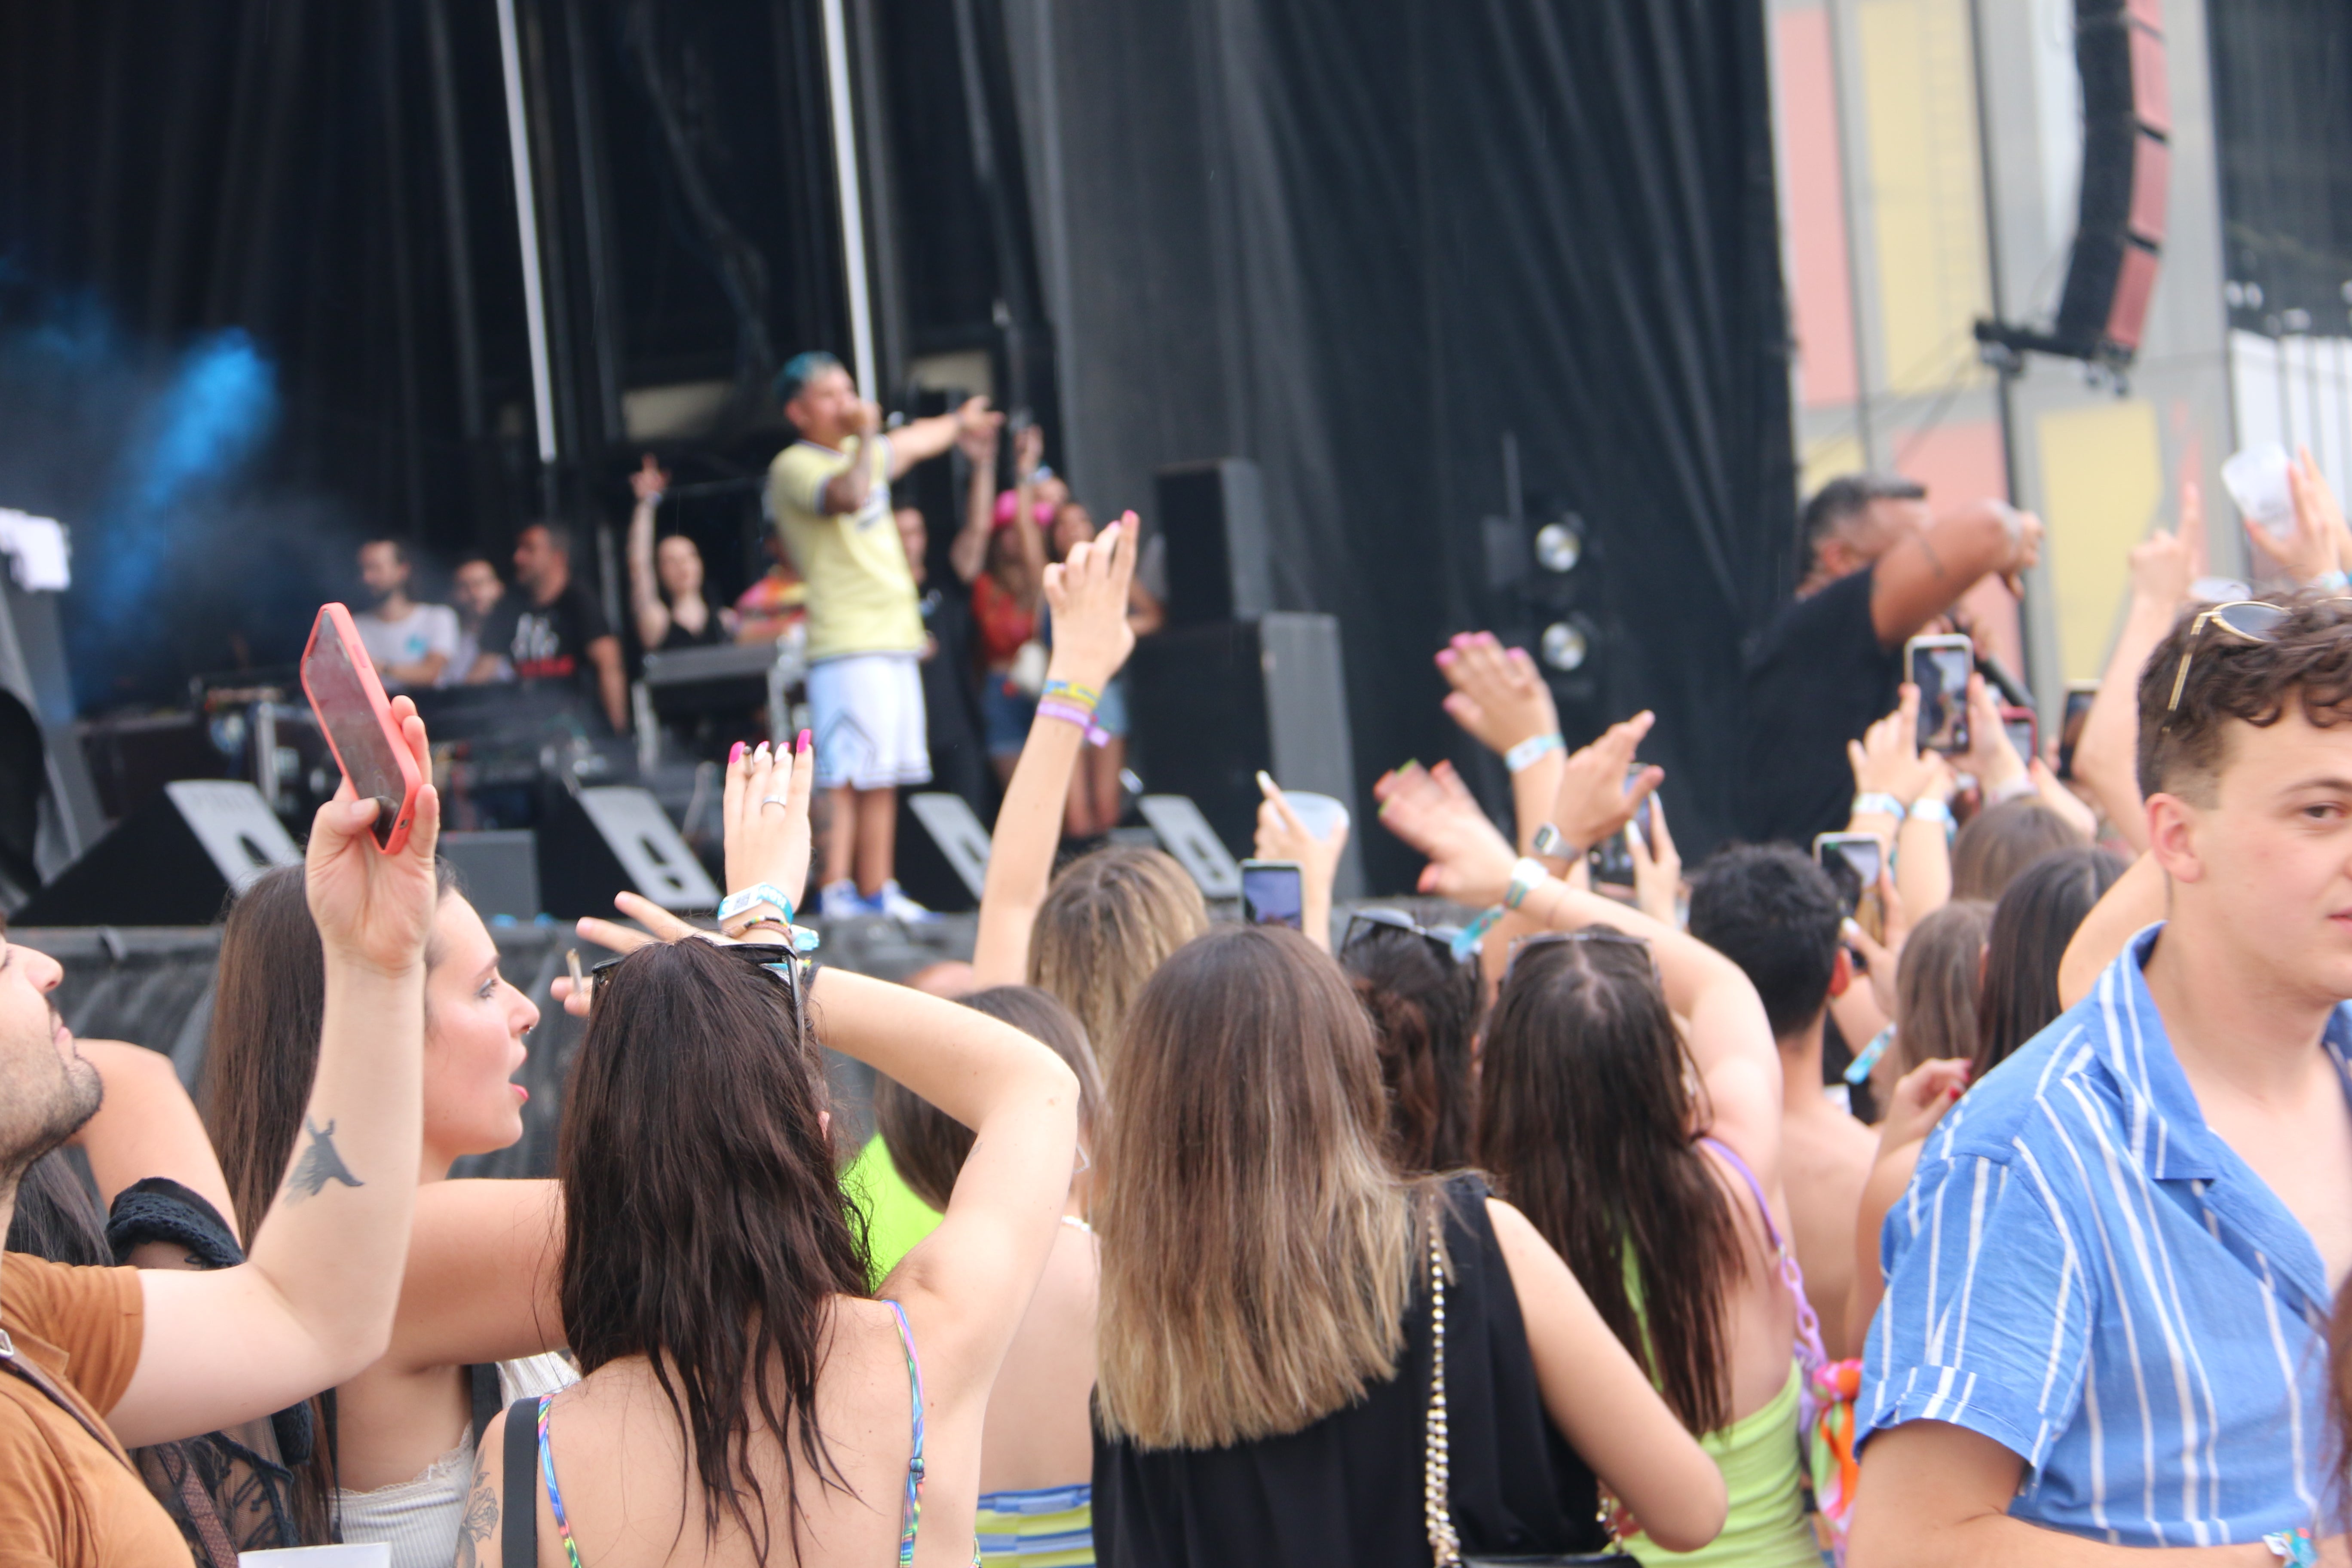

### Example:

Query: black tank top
xmin=1091 ymin=1173 xmax=1606 ymax=1567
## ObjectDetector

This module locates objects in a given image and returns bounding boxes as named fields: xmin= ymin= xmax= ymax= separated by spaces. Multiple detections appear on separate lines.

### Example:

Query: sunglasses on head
xmin=588 ymin=939 xmax=807 ymax=1018
xmin=1341 ymin=907 xmax=1473 ymax=967
xmin=1499 ymin=927 xmax=1653 ymax=988
xmin=2164 ymin=598 xmax=2352 ymax=727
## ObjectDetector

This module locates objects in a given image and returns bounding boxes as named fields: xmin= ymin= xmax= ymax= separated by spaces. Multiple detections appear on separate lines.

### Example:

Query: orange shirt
xmin=0 ymin=1253 xmax=190 ymax=1568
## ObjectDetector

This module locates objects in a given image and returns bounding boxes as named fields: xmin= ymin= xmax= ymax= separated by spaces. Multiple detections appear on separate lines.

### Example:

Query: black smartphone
xmin=1906 ymin=634 xmax=1975 ymax=753
xmin=1587 ymin=770 xmax=1654 ymax=885
xmin=2001 ymin=706 xmax=2038 ymax=769
xmin=1813 ymin=831 xmax=1885 ymax=942
xmin=1240 ymin=859 xmax=1305 ymax=930
xmin=2057 ymin=683 xmax=2098 ymax=781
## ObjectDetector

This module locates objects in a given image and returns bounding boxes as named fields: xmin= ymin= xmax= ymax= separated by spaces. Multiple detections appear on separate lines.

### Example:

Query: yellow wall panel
xmin=1858 ymin=0 xmax=1990 ymax=394
xmin=2038 ymin=399 xmax=2164 ymax=682
xmin=1802 ymin=432 xmax=1867 ymax=499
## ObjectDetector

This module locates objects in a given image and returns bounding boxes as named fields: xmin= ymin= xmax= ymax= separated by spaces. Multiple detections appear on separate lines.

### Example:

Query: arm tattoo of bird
xmin=284 ymin=1118 xmax=364 ymax=1202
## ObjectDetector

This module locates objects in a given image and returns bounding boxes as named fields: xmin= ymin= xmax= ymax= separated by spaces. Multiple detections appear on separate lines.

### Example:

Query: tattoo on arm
xmin=1917 ymin=532 xmax=1947 ymax=580
xmin=283 ymin=1117 xmax=363 ymax=1202
xmin=458 ymin=1451 xmax=500 ymax=1568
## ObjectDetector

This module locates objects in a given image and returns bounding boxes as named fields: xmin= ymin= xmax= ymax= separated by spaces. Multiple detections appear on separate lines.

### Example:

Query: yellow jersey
xmin=767 ymin=435 xmax=925 ymax=660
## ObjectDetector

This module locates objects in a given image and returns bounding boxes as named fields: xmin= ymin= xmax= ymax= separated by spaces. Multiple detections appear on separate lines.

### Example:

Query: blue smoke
xmin=89 ymin=328 xmax=279 ymax=623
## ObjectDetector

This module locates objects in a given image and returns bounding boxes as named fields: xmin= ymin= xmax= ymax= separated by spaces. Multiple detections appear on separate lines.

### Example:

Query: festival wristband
xmin=1504 ymin=733 xmax=1566 ymax=774
xmin=1037 ymin=700 xmax=1111 ymax=747
xmin=1984 ymin=774 xmax=2038 ymax=808
xmin=717 ymin=883 xmax=796 ymax=931
xmin=1844 ymin=1025 xmax=1894 ymax=1086
xmin=1504 ymin=856 xmax=1552 ymax=911
xmin=1041 ymin=678 xmax=1100 ymax=708
xmin=1850 ymin=791 xmax=1908 ymax=823
xmin=2312 ymin=571 xmax=2351 ymax=594
xmin=1909 ymin=796 xmax=1955 ymax=836
xmin=1449 ymin=906 xmax=1504 ymax=962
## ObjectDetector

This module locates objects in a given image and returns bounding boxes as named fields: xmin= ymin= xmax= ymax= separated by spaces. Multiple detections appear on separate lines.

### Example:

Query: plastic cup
xmin=2221 ymin=443 xmax=2294 ymax=540
xmin=1280 ymin=791 xmax=1350 ymax=842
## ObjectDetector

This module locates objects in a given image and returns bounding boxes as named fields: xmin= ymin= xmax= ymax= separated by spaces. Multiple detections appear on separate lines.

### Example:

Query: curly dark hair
xmin=2136 ymin=592 xmax=2352 ymax=804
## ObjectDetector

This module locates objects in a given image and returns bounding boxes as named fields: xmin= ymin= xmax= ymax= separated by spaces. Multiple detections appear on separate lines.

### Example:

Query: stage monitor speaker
xmin=536 ymin=786 xmax=720 ymax=919
xmin=1155 ymin=459 xmax=1272 ymax=628
xmin=16 ymin=781 xmax=302 ymax=926
xmin=892 ymin=793 xmax=993 ymax=913
xmin=1136 ymin=795 xmax=1242 ymax=899
xmin=1127 ymin=614 xmax=1366 ymax=898
xmin=440 ymin=830 xmax=541 ymax=922
xmin=2055 ymin=0 xmax=2168 ymax=360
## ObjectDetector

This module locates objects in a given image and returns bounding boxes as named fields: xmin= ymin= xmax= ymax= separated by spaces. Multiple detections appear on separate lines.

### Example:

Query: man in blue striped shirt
xmin=1851 ymin=594 xmax=2352 ymax=1563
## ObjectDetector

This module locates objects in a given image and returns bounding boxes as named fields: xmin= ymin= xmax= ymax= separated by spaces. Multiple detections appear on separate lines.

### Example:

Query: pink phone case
xmin=300 ymin=602 xmax=423 ymax=855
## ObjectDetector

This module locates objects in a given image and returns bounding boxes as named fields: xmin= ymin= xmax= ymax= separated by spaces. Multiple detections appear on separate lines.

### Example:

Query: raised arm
xmin=1846 ymin=686 xmax=1956 ymax=919
xmin=949 ymin=424 xmax=998 ymax=586
xmin=626 ymin=454 xmax=673 ymax=649
xmin=386 ymin=1178 xmax=566 ymax=1371
xmin=1436 ymin=631 xmax=1574 ymax=856
xmin=110 ymin=698 xmax=440 ymax=1447
xmin=1376 ymin=758 xmax=1782 ymax=1187
xmin=1869 ymin=500 xmax=2042 ymax=648
xmin=66 ymin=1038 xmax=236 ymax=1230
xmin=2056 ymin=849 xmax=2164 ymax=1009
xmin=1254 ymin=773 xmax=1348 ymax=953
xmin=969 ymin=518 xmax=1139 ymax=985
xmin=2073 ymin=486 xmax=2203 ymax=850
xmin=884 ymin=395 xmax=1000 ymax=481
xmin=1006 ymin=428 xmax=1049 ymax=614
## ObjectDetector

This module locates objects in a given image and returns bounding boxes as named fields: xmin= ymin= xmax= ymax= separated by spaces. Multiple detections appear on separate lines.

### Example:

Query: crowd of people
xmin=8 ymin=378 xmax=2352 ymax=1568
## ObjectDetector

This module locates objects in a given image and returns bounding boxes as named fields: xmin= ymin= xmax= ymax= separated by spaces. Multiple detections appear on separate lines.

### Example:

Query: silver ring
xmin=760 ymin=794 xmax=788 ymax=809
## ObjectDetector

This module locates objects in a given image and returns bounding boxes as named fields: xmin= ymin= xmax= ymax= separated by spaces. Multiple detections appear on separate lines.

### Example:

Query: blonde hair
xmin=1094 ymin=925 xmax=1433 ymax=1449
xmin=1028 ymin=845 xmax=1207 ymax=1077
xmin=1892 ymin=899 xmax=1991 ymax=1075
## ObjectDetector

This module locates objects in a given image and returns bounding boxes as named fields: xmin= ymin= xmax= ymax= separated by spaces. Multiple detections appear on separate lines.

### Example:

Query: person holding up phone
xmin=0 ymin=699 xmax=442 ymax=1565
xmin=1736 ymin=474 xmax=2042 ymax=848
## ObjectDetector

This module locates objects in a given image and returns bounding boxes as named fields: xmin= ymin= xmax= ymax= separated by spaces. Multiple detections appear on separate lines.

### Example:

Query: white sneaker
xmin=818 ymin=879 xmax=870 ymax=920
xmin=873 ymin=879 xmax=940 ymax=923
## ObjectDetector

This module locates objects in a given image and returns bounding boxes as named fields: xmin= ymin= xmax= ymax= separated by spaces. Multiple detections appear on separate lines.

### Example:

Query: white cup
xmin=240 ymin=1547 xmax=392 ymax=1567
xmin=2221 ymin=443 xmax=2295 ymax=540
xmin=1279 ymin=791 xmax=1350 ymax=842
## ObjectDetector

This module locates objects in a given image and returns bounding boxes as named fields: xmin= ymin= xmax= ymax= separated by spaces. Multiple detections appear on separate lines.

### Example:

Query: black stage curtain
xmin=1032 ymin=0 xmax=1795 ymax=883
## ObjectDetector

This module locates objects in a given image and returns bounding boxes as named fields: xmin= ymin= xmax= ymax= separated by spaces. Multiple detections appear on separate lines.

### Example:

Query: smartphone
xmin=1905 ymin=633 xmax=1975 ymax=754
xmin=300 ymin=603 xmax=422 ymax=854
xmin=1813 ymin=831 xmax=1885 ymax=943
xmin=2057 ymin=681 xmax=2098 ymax=781
xmin=1239 ymin=859 xmax=1305 ymax=930
xmin=2000 ymin=705 xmax=2038 ymax=769
xmin=1587 ymin=769 xmax=1654 ymax=885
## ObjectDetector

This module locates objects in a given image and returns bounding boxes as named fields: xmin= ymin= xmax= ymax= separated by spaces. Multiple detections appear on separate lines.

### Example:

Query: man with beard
xmin=352 ymin=539 xmax=461 ymax=693
xmin=0 ymin=710 xmax=441 ymax=1565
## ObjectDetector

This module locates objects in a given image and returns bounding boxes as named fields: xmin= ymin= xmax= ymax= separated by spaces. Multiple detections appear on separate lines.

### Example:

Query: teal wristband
xmin=1851 ymin=791 xmax=1908 ymax=822
xmin=1910 ymin=797 xmax=1956 ymax=837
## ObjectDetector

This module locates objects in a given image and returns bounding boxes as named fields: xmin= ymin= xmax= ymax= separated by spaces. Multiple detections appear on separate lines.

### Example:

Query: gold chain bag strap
xmin=1422 ymin=1229 xmax=1635 ymax=1568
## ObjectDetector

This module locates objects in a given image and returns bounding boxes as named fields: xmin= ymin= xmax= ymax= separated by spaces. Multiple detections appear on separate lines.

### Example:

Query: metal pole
xmin=820 ymin=0 xmax=878 ymax=396
xmin=496 ymin=0 xmax=559 ymax=467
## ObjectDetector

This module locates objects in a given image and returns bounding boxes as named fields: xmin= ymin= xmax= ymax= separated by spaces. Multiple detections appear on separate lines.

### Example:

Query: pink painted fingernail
xmin=729 ymin=741 xmax=746 ymax=765
xmin=797 ymin=728 xmax=812 ymax=755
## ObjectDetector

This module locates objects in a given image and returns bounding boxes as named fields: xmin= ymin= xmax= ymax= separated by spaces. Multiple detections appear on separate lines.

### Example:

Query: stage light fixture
xmin=1534 ymin=518 xmax=1583 ymax=573
xmin=1540 ymin=620 xmax=1590 ymax=673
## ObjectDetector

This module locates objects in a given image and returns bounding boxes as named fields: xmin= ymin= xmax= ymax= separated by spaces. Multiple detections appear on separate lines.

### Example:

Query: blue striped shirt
xmin=1861 ymin=924 xmax=2341 ymax=1544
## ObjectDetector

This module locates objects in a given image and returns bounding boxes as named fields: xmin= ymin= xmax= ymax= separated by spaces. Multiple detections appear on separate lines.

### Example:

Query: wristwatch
xmin=1529 ymin=823 xmax=1579 ymax=862
xmin=1504 ymin=857 xmax=1552 ymax=911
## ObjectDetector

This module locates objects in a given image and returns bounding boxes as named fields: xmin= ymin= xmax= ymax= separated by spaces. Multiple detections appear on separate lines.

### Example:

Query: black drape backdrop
xmin=1024 ymin=0 xmax=1795 ymax=884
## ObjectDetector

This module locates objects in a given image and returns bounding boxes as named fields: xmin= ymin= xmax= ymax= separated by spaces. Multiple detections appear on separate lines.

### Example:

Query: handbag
xmin=1422 ymin=1231 xmax=1635 ymax=1568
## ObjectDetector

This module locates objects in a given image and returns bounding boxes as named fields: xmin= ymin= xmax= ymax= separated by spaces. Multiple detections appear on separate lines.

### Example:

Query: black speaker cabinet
xmin=1127 ymin=614 xmax=1365 ymax=898
xmin=1155 ymin=459 xmax=1272 ymax=628
xmin=535 ymin=786 xmax=721 ymax=919
xmin=2055 ymin=0 xmax=2168 ymax=359
xmin=15 ymin=781 xmax=302 ymax=926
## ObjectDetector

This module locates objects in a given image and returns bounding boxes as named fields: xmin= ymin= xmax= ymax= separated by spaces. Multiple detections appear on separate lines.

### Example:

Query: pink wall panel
xmin=1776 ymin=9 xmax=1858 ymax=408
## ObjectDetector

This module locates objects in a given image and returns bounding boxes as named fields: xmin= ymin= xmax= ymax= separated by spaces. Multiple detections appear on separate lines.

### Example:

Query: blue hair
xmin=774 ymin=350 xmax=842 ymax=409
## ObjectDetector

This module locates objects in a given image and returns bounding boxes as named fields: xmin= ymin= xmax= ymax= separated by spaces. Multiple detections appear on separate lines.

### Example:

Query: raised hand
xmin=304 ymin=696 xmax=441 ymax=979
xmin=1626 ymin=793 xmax=1681 ymax=928
xmin=956 ymin=395 xmax=1004 ymax=447
xmin=1013 ymin=422 xmax=1044 ymax=483
xmin=1847 ymin=686 xmax=1944 ymax=807
xmin=554 ymin=892 xmax=706 ymax=1016
xmin=1955 ymin=673 xmax=2024 ymax=793
xmin=1256 ymin=773 xmax=1349 ymax=954
xmin=629 ymin=453 xmax=669 ymax=505
xmin=723 ymin=732 xmax=815 ymax=913
xmin=1041 ymin=514 xmax=1138 ymax=692
xmin=1435 ymin=631 xmax=1559 ymax=756
xmin=1875 ymin=1056 xmax=1971 ymax=1152
xmin=2126 ymin=502 xmax=2198 ymax=610
xmin=2248 ymin=449 xmax=2340 ymax=585
xmin=1375 ymin=760 xmax=1518 ymax=906
xmin=1551 ymin=711 xmax=1663 ymax=853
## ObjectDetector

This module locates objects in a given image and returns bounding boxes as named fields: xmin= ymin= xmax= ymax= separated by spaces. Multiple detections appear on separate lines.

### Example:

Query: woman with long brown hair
xmin=464 ymin=549 xmax=1090 ymax=1568
xmin=1379 ymin=758 xmax=1811 ymax=1568
xmin=199 ymin=854 xmax=573 ymax=1563
xmin=1090 ymin=923 xmax=1724 ymax=1567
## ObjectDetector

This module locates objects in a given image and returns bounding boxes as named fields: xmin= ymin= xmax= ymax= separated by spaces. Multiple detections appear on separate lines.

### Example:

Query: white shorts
xmin=807 ymin=652 xmax=931 ymax=791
